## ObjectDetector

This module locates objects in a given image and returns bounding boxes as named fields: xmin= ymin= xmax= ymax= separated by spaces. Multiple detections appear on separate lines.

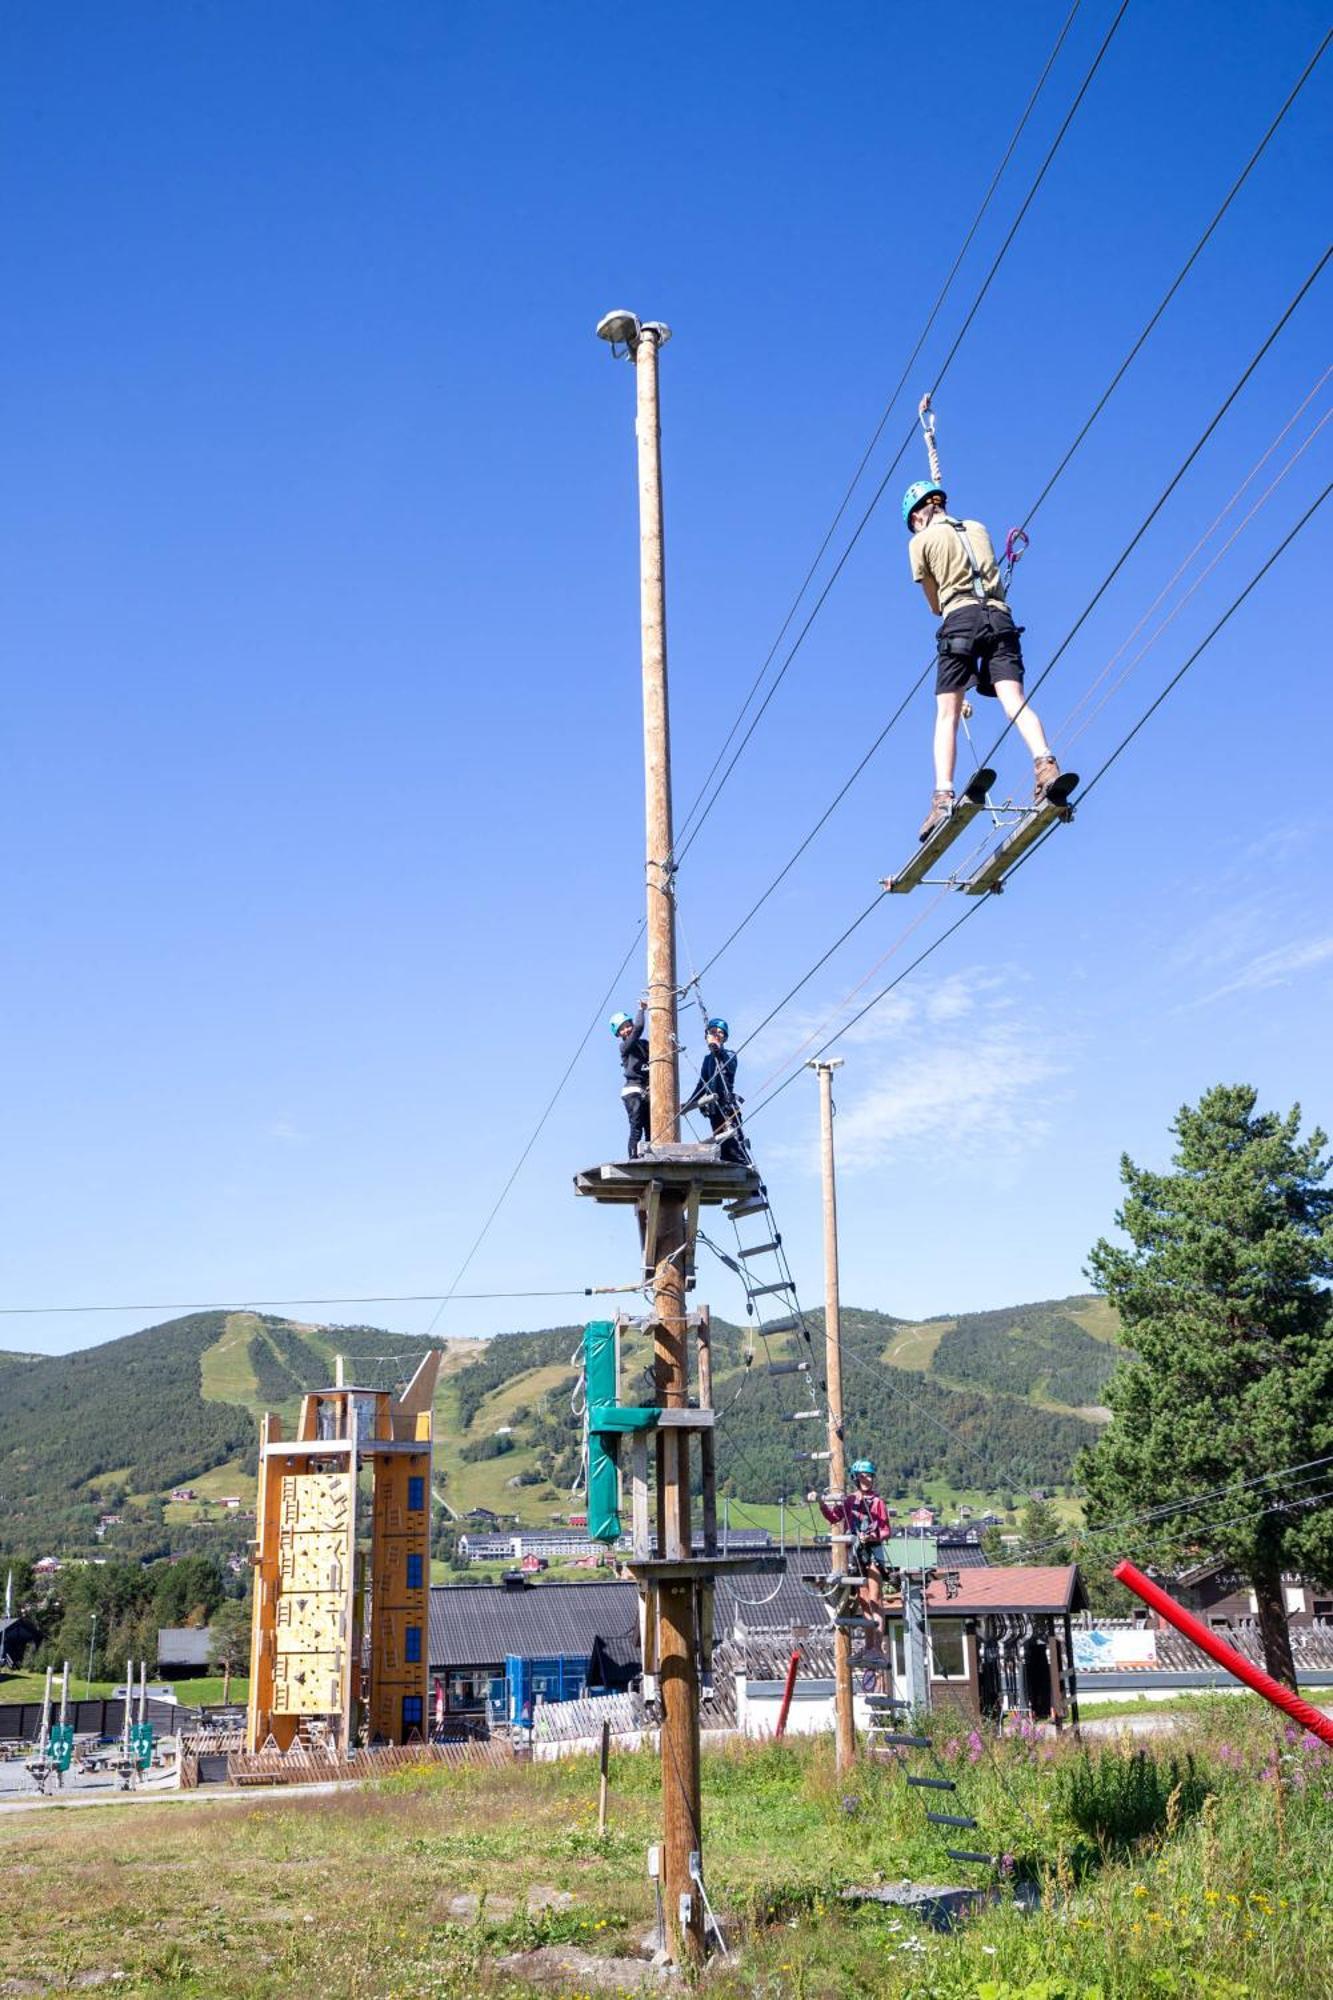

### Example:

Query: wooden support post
xmin=630 ymin=315 xmax=705 ymax=1965
xmin=697 ymin=1307 xmax=717 ymax=1557
xmin=809 ymin=1058 xmax=855 ymax=1774
xmin=598 ymin=1718 xmax=611 ymax=1836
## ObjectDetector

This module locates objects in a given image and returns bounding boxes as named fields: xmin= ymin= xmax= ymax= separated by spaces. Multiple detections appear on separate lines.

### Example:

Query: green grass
xmin=0 ymin=1672 xmax=248 ymax=1707
xmin=0 ymin=1706 xmax=1327 ymax=1997
xmin=198 ymin=1313 xmax=265 ymax=1412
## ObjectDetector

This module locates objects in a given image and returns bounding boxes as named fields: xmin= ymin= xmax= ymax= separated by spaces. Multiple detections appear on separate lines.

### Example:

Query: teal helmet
xmin=706 ymin=1017 xmax=729 ymax=1038
xmin=902 ymin=480 xmax=945 ymax=530
xmin=850 ymin=1458 xmax=877 ymax=1478
xmin=609 ymin=1012 xmax=633 ymax=1035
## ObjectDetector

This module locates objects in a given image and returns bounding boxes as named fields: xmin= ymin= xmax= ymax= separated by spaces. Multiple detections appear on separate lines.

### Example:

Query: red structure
xmin=774 ymin=1648 xmax=803 ymax=1741
xmin=1113 ymin=1559 xmax=1333 ymax=1748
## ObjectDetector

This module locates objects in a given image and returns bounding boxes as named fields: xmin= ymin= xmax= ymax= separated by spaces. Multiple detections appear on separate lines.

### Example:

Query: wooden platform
xmin=620 ymin=1553 xmax=780 ymax=1582
xmin=574 ymin=1142 xmax=762 ymax=1208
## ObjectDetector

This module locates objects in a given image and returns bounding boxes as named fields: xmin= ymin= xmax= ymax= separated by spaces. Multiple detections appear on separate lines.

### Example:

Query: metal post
xmin=808 ymin=1059 xmax=854 ymax=1772
xmin=904 ymin=1574 xmax=930 ymax=1713
xmin=603 ymin=309 xmax=703 ymax=1966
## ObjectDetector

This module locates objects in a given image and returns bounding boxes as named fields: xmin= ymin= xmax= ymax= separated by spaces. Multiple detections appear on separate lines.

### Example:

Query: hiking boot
xmin=918 ymin=788 xmax=954 ymax=843
xmin=1033 ymin=754 xmax=1061 ymax=805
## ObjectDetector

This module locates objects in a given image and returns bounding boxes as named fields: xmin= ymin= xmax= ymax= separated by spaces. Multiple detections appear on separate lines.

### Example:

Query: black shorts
xmin=934 ymin=603 xmax=1025 ymax=697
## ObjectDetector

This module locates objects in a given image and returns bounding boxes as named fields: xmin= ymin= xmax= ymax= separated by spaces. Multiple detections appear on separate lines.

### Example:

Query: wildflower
xmin=967 ymin=1731 xmax=984 ymax=1764
xmin=1133 ymin=1886 xmax=1149 ymax=1899
xmin=1204 ymin=1892 xmax=1219 ymax=1906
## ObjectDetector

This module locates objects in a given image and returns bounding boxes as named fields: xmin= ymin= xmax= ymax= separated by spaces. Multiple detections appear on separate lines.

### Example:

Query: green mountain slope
xmin=0 ymin=1294 xmax=1123 ymax=1554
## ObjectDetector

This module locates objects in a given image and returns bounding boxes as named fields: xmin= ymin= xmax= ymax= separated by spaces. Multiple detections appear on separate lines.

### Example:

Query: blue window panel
xmin=405 ymin=1626 xmax=423 ymax=1664
xmin=402 ymin=1695 xmax=424 ymax=1732
xmin=406 ymin=1553 xmax=424 ymax=1589
xmin=407 ymin=1476 xmax=425 ymax=1511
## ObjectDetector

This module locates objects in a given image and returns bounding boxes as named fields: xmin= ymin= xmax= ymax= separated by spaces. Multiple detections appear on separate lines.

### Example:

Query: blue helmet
xmin=706 ymin=1017 xmax=729 ymax=1038
xmin=850 ymin=1457 xmax=877 ymax=1479
xmin=609 ymin=1012 xmax=633 ymax=1035
xmin=902 ymin=480 xmax=945 ymax=530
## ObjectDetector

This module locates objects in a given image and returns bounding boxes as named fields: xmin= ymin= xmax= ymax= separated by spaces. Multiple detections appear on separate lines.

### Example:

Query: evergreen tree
xmin=1078 ymin=1084 xmax=1333 ymax=1688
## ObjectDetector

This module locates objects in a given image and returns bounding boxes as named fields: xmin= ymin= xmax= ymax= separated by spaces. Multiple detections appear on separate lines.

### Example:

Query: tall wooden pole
xmin=631 ymin=320 xmax=704 ymax=1966
xmin=809 ymin=1058 xmax=854 ymax=1772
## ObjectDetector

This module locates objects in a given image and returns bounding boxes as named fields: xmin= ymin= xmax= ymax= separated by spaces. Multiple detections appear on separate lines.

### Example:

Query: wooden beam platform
xmin=882 ymin=767 xmax=996 ymax=893
xmin=574 ymin=1143 xmax=762 ymax=1208
xmin=962 ymin=774 xmax=1078 ymax=896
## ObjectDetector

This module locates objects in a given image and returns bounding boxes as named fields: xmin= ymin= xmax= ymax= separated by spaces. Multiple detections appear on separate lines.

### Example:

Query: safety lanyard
xmin=946 ymin=516 xmax=991 ymax=603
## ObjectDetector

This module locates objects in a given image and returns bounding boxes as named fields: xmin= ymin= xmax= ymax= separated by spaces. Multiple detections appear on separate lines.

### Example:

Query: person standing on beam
xmin=609 ymin=1003 xmax=651 ymax=1158
xmin=903 ymin=394 xmax=1061 ymax=842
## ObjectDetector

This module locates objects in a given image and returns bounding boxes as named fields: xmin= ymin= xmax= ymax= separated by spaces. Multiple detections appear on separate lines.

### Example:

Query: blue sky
xmin=1 ymin=1 xmax=1329 ymax=1361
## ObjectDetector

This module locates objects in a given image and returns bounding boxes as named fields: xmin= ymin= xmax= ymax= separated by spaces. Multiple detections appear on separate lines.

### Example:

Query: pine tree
xmin=1078 ymin=1085 xmax=1333 ymax=1688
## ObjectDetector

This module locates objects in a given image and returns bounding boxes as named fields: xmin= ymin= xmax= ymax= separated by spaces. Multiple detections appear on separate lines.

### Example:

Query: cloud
xmin=1188 ymin=933 xmax=1333 ymax=1007
xmin=265 ymin=1119 xmax=307 ymax=1144
xmin=760 ymin=970 xmax=1068 ymax=1175
xmin=830 ymin=1024 xmax=1061 ymax=1171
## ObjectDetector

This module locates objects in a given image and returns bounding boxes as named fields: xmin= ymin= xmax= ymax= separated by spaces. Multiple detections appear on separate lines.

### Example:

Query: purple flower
xmin=968 ymin=1730 xmax=984 ymax=1764
xmin=999 ymin=1852 xmax=1015 ymax=1876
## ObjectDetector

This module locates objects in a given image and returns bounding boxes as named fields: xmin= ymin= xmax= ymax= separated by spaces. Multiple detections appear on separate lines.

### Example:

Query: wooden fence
xmin=227 ymin=1739 xmax=515 ymax=1786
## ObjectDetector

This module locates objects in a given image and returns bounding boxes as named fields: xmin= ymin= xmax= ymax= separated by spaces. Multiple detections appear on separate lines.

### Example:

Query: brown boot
xmin=918 ymin=788 xmax=954 ymax=843
xmin=1033 ymin=754 xmax=1061 ymax=804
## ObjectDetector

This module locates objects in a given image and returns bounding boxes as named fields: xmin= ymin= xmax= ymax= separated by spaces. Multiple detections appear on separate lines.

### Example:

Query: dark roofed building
xmin=0 ymin=1614 xmax=41 ymax=1670
xmin=429 ymin=1577 xmax=640 ymax=1722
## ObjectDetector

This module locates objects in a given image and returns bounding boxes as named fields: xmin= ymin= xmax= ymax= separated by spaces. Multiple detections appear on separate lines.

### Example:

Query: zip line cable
xmin=744 ymin=482 xmax=1328 ymax=1123
xmin=420 ymin=919 xmax=646 ymax=1335
xmin=1055 ymin=370 xmax=1333 ymax=748
xmin=667 ymin=0 xmax=1088 ymax=862
xmin=1014 ymin=1453 xmax=1333 ymax=1559
xmin=987 ymin=476 xmax=1332 ymax=903
xmin=1016 ymin=22 xmax=1332 ymax=541
xmin=670 ymin=0 xmax=1134 ymax=872
xmin=745 ymin=387 xmax=1330 ymax=1074
xmin=687 ymin=49 xmax=1330 ymax=978
xmin=0 ymin=1283 xmax=641 ymax=1320
xmin=713 ymin=287 xmax=1329 ymax=1110
xmin=972 ymin=242 xmax=1332 ymax=773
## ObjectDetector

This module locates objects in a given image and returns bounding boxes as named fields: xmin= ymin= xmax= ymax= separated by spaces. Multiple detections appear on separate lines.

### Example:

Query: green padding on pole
xmin=584 ymin=1321 xmax=622 ymax=1544
xmin=588 ymin=1436 xmax=622 ymax=1544
xmin=585 ymin=1320 xmax=618 ymax=1408
xmin=589 ymin=1404 xmax=662 ymax=1432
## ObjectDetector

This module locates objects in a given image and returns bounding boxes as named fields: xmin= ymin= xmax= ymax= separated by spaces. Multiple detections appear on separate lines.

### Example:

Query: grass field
xmin=0 ymin=1704 xmax=1328 ymax=1997
xmin=0 ymin=1672 xmax=248 ymax=1707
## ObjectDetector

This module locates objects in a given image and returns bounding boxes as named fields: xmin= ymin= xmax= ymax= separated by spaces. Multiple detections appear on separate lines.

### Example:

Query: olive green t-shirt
xmin=909 ymin=515 xmax=1008 ymax=618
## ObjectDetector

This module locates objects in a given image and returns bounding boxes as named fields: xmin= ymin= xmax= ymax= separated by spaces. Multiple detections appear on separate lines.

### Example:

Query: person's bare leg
xmin=995 ymin=677 xmax=1051 ymax=759
xmin=934 ymin=692 xmax=965 ymax=788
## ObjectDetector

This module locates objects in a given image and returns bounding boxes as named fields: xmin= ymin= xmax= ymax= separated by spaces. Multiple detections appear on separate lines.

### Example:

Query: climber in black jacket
xmin=683 ymin=1018 xmax=747 ymax=1164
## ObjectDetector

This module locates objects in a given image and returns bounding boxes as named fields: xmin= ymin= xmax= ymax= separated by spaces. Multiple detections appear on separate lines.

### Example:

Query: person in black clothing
xmin=610 ymin=1004 xmax=650 ymax=1158
xmin=682 ymin=1017 xmax=747 ymax=1163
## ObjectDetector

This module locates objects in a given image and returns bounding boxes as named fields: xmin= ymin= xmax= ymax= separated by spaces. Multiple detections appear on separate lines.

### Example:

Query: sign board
xmin=48 ymin=1723 xmax=74 ymax=1773
xmin=1072 ymin=1626 xmax=1158 ymax=1673
xmin=129 ymin=1721 xmax=155 ymax=1771
xmin=884 ymin=1536 xmax=937 ymax=1573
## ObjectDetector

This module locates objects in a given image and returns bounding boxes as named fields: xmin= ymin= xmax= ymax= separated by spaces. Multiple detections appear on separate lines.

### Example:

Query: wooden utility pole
xmin=626 ymin=314 xmax=704 ymax=1965
xmin=809 ymin=1057 xmax=854 ymax=1772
